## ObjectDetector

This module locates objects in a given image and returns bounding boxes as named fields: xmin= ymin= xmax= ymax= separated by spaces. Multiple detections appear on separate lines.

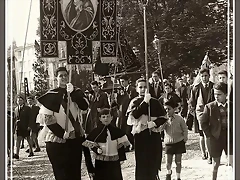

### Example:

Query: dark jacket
xmin=149 ymin=81 xmax=163 ymax=99
xmin=188 ymin=81 xmax=215 ymax=109
xmin=14 ymin=105 xmax=31 ymax=130
xmin=200 ymin=101 xmax=233 ymax=141
xmin=28 ymin=105 xmax=40 ymax=132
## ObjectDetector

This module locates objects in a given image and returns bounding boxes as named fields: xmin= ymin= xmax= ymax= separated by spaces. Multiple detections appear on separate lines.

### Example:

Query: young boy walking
xmin=161 ymin=99 xmax=188 ymax=180
xmin=200 ymin=82 xmax=233 ymax=180
xmin=82 ymin=108 xmax=130 ymax=180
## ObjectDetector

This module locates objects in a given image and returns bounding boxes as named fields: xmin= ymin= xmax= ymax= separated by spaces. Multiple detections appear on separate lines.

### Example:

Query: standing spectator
xmin=117 ymin=75 xmax=138 ymax=151
xmin=189 ymin=68 xmax=215 ymax=164
xmin=37 ymin=67 xmax=94 ymax=180
xmin=13 ymin=94 xmax=34 ymax=159
xmin=217 ymin=70 xmax=227 ymax=84
xmin=149 ymin=71 xmax=164 ymax=99
xmin=186 ymin=74 xmax=195 ymax=130
xmin=200 ymin=82 xmax=233 ymax=180
xmin=176 ymin=77 xmax=188 ymax=119
xmin=85 ymin=81 xmax=110 ymax=134
xmin=159 ymin=83 xmax=182 ymax=111
xmin=26 ymin=96 xmax=41 ymax=152
xmin=161 ymin=99 xmax=188 ymax=180
xmin=127 ymin=78 xmax=167 ymax=180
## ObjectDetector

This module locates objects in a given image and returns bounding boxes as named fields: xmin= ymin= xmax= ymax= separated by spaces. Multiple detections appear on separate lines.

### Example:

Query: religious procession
xmin=7 ymin=0 xmax=234 ymax=180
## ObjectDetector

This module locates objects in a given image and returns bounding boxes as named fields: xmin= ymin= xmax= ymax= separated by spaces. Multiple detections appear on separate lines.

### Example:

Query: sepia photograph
xmin=6 ymin=0 xmax=235 ymax=180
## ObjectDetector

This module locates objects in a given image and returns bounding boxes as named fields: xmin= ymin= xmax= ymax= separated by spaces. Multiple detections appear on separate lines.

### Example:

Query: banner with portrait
xmin=39 ymin=0 xmax=117 ymax=64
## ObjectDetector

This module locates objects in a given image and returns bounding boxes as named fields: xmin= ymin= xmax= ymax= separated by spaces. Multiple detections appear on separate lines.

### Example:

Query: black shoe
xmin=13 ymin=154 xmax=19 ymax=159
xmin=208 ymin=157 xmax=212 ymax=164
xmin=25 ymin=149 xmax=29 ymax=153
xmin=177 ymin=179 xmax=181 ymax=180
xmin=34 ymin=148 xmax=41 ymax=152
xmin=202 ymin=154 xmax=207 ymax=160
xmin=166 ymin=174 xmax=171 ymax=180
xmin=28 ymin=152 xmax=34 ymax=157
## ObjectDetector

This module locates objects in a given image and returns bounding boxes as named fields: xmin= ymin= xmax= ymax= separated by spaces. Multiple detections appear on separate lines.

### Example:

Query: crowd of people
xmin=8 ymin=65 xmax=233 ymax=180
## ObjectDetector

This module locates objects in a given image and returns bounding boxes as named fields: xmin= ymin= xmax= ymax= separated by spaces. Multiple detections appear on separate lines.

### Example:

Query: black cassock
xmin=127 ymin=96 xmax=167 ymax=180
xmin=83 ymin=124 xmax=130 ymax=180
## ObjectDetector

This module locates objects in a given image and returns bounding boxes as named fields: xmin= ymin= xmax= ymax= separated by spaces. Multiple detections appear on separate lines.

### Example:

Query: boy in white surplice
xmin=83 ymin=108 xmax=130 ymax=180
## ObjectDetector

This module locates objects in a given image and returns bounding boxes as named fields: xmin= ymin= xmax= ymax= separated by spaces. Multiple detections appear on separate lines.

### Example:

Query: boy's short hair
xmin=91 ymin=81 xmax=99 ymax=86
xmin=218 ymin=70 xmax=227 ymax=77
xmin=199 ymin=68 xmax=210 ymax=75
xmin=119 ymin=74 xmax=129 ymax=81
xmin=98 ymin=108 xmax=113 ymax=117
xmin=55 ymin=67 xmax=68 ymax=77
xmin=164 ymin=99 xmax=178 ymax=109
xmin=213 ymin=82 xmax=228 ymax=94
xmin=136 ymin=78 xmax=146 ymax=86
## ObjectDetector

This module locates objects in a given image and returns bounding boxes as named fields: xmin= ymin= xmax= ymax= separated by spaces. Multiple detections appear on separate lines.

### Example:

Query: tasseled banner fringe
xmin=94 ymin=154 xmax=119 ymax=161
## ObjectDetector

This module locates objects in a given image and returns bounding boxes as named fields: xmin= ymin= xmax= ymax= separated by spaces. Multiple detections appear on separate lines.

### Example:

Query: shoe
xmin=208 ymin=157 xmax=212 ymax=164
xmin=202 ymin=154 xmax=207 ymax=160
xmin=166 ymin=174 xmax=171 ymax=180
xmin=13 ymin=154 xmax=19 ymax=159
xmin=177 ymin=179 xmax=181 ymax=180
xmin=25 ymin=149 xmax=29 ymax=153
xmin=28 ymin=152 xmax=34 ymax=157
xmin=34 ymin=148 xmax=41 ymax=152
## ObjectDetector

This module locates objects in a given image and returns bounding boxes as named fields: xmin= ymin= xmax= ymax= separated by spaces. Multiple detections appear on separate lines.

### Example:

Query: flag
xmin=193 ymin=52 xmax=215 ymax=85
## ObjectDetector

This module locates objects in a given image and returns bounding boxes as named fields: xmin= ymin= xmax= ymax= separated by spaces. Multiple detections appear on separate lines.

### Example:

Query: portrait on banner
xmin=60 ymin=0 xmax=98 ymax=32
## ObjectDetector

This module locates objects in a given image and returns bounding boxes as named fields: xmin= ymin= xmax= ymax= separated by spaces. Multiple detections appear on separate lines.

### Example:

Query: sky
xmin=6 ymin=0 xmax=40 ymax=47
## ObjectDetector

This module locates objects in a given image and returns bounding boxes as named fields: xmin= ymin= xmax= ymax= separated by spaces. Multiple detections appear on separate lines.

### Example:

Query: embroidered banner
xmin=40 ymin=0 xmax=117 ymax=64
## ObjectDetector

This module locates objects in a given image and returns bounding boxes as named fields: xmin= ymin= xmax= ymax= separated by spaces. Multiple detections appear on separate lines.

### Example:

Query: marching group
xmin=8 ymin=65 xmax=233 ymax=180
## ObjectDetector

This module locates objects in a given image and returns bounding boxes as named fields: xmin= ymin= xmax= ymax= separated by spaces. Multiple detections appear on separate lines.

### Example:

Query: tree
xmin=120 ymin=0 xmax=230 ymax=76
xmin=32 ymin=40 xmax=49 ymax=96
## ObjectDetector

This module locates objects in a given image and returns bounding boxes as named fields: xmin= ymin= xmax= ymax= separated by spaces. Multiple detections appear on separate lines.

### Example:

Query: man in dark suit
xmin=189 ymin=68 xmax=215 ymax=164
xmin=149 ymin=71 xmax=163 ymax=99
xmin=176 ymin=77 xmax=188 ymax=118
xmin=26 ymin=96 xmax=41 ymax=152
xmin=117 ymin=75 xmax=138 ymax=151
xmin=186 ymin=74 xmax=195 ymax=130
xmin=13 ymin=94 xmax=34 ymax=159
xmin=85 ymin=81 xmax=110 ymax=134
xmin=200 ymin=82 xmax=232 ymax=180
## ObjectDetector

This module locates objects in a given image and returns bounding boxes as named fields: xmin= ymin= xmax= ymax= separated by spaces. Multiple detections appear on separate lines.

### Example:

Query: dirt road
xmin=8 ymin=131 xmax=233 ymax=180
